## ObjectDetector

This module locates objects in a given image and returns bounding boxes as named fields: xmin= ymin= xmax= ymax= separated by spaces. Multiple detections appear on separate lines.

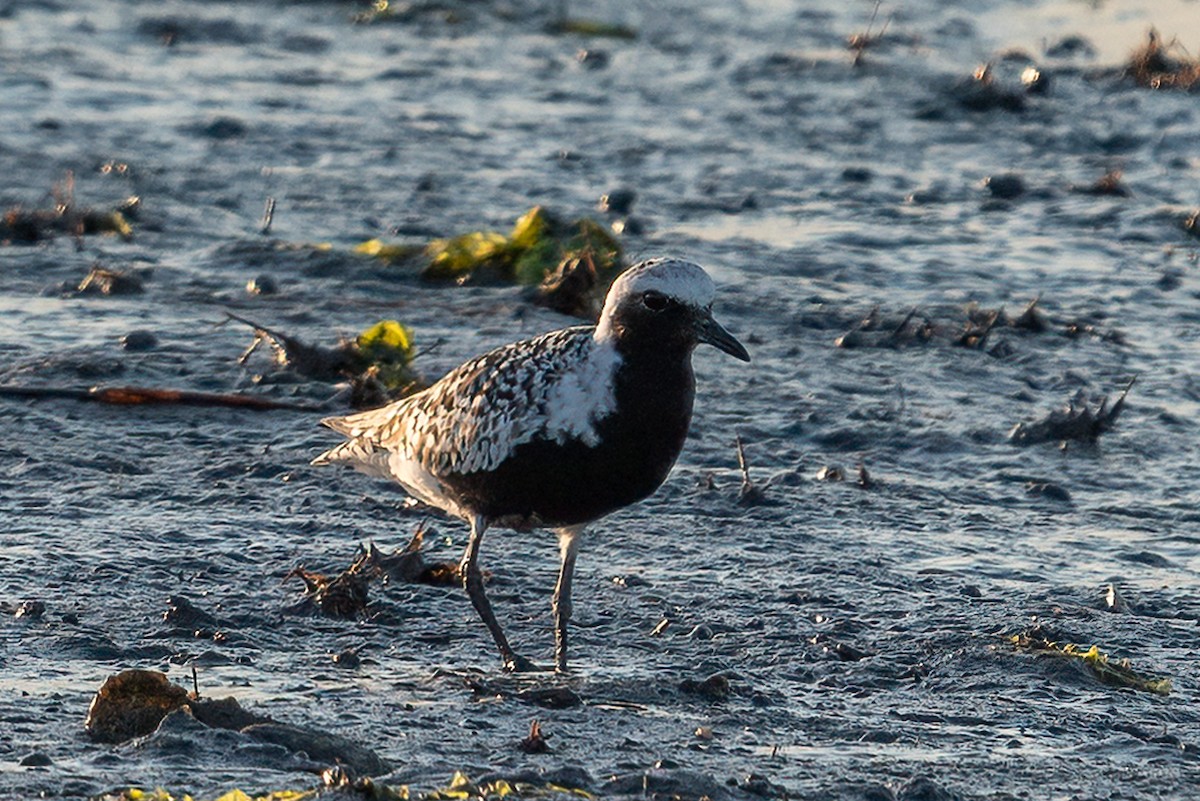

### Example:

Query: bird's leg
xmin=460 ymin=515 xmax=539 ymax=672
xmin=553 ymin=526 xmax=584 ymax=673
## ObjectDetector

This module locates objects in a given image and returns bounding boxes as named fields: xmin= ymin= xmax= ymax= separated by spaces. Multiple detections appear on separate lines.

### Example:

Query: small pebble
xmin=515 ymin=686 xmax=582 ymax=709
xmin=202 ymin=116 xmax=247 ymax=139
xmin=576 ymin=48 xmax=610 ymax=70
xmin=332 ymin=649 xmax=361 ymax=668
xmin=246 ymin=274 xmax=278 ymax=295
xmin=984 ymin=173 xmax=1025 ymax=199
xmin=120 ymin=330 xmax=158 ymax=351
xmin=611 ymin=216 xmax=645 ymax=236
xmin=19 ymin=752 xmax=53 ymax=767
xmin=77 ymin=267 xmax=144 ymax=295
xmin=816 ymin=465 xmax=845 ymax=482
xmin=1020 ymin=66 xmax=1050 ymax=94
xmin=1025 ymin=481 xmax=1071 ymax=502
xmin=15 ymin=600 xmax=45 ymax=619
xmin=679 ymin=673 xmax=731 ymax=701
xmin=598 ymin=188 xmax=637 ymax=215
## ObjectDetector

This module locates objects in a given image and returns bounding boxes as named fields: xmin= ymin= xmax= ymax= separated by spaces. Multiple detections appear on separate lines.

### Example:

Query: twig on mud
xmin=857 ymin=462 xmax=873 ymax=489
xmin=956 ymin=306 xmax=1003 ymax=349
xmin=260 ymin=196 xmax=276 ymax=235
xmin=1008 ymin=377 xmax=1137 ymax=446
xmin=848 ymin=0 xmax=890 ymax=67
xmin=1010 ymin=295 xmax=1046 ymax=332
xmin=735 ymin=433 xmax=767 ymax=505
xmin=0 ymin=384 xmax=321 ymax=412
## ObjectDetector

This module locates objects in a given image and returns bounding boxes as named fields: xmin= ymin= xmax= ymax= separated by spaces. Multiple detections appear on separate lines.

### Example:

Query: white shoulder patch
xmin=542 ymin=338 xmax=622 ymax=447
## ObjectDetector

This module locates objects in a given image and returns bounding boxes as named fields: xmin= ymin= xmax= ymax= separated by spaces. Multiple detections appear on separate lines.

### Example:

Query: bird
xmin=312 ymin=257 xmax=750 ymax=672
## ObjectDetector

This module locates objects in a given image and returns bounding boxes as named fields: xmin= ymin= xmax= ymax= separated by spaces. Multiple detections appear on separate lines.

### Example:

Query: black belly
xmin=442 ymin=356 xmax=696 ymax=528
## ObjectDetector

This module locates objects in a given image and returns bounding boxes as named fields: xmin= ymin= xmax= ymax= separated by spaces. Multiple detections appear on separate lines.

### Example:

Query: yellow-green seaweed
xmin=357 ymin=206 xmax=622 ymax=290
xmin=101 ymin=772 xmax=590 ymax=801
xmin=1012 ymin=633 xmax=1172 ymax=696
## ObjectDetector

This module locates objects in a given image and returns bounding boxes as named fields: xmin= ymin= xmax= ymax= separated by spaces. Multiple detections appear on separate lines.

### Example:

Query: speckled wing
xmin=313 ymin=325 xmax=607 ymax=481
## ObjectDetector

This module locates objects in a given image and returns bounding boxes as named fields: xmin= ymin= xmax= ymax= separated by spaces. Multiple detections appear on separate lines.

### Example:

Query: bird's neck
xmin=606 ymin=330 xmax=696 ymax=433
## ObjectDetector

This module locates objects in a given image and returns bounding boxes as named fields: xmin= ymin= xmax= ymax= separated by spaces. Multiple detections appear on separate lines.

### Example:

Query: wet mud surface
xmin=3 ymin=1 xmax=1200 ymax=798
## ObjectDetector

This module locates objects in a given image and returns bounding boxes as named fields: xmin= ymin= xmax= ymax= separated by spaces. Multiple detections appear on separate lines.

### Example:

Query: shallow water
xmin=2 ymin=0 xmax=1200 ymax=798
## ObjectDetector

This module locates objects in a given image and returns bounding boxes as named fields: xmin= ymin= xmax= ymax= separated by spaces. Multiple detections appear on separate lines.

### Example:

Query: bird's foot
xmin=503 ymin=653 xmax=542 ymax=673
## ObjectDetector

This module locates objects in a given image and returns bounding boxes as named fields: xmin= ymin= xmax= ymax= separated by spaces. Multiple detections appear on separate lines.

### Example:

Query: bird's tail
xmin=311 ymin=437 xmax=397 ymax=480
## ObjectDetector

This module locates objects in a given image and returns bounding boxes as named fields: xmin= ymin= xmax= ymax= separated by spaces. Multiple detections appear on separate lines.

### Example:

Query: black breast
xmin=443 ymin=344 xmax=696 ymax=528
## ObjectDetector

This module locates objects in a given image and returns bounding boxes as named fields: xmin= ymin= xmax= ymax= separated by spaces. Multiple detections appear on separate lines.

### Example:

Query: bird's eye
xmin=642 ymin=291 xmax=669 ymax=311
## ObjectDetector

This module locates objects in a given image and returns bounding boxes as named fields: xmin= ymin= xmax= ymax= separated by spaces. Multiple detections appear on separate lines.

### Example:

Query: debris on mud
xmin=945 ymin=64 xmax=1028 ymax=113
xmin=530 ymin=251 xmax=605 ymax=319
xmin=1008 ymin=378 xmax=1136 ymax=446
xmin=228 ymin=313 xmax=426 ymax=404
xmin=1105 ymin=583 xmax=1130 ymax=613
xmin=284 ymin=563 xmax=373 ymax=619
xmin=1011 ymin=629 xmax=1171 ymax=695
xmin=1124 ymin=30 xmax=1200 ymax=91
xmin=1010 ymin=296 xmax=1047 ymax=332
xmin=0 ymin=383 xmax=321 ymax=412
xmin=87 ymin=670 xmax=389 ymax=780
xmin=679 ymin=673 xmax=732 ymax=701
xmin=162 ymin=594 xmax=219 ymax=635
xmin=734 ymin=434 xmax=769 ymax=506
xmin=856 ymin=463 xmax=874 ymax=489
xmin=426 ymin=770 xmax=594 ymax=801
xmin=515 ymin=686 xmax=583 ymax=710
xmin=1183 ymin=209 xmax=1200 ymax=239
xmin=464 ymin=677 xmax=582 ymax=709
xmin=847 ymin=0 xmax=890 ymax=67
xmin=356 ymin=206 xmax=623 ymax=297
xmin=597 ymin=188 xmax=636 ymax=215
xmin=518 ymin=719 xmax=551 ymax=754
xmin=357 ymin=524 xmax=462 ymax=587
xmin=955 ymin=305 xmax=1003 ymax=350
xmin=286 ymin=525 xmax=463 ymax=617
xmin=1 ymin=180 xmax=137 ymax=245
xmin=352 ymin=1 xmax=468 ymax=26
xmin=86 ymin=671 xmax=271 ymax=743
xmin=13 ymin=599 xmax=46 ymax=619
xmin=809 ymin=633 xmax=874 ymax=661
xmin=1071 ymin=169 xmax=1132 ymax=197
xmin=73 ymin=266 xmax=146 ymax=296
xmin=982 ymin=172 xmax=1025 ymax=200
xmin=815 ymin=465 xmax=845 ymax=482
xmin=1025 ymin=481 xmax=1071 ymax=502
xmin=546 ymin=12 xmax=637 ymax=40
xmin=85 ymin=670 xmax=190 ymax=744
xmin=833 ymin=300 xmax=1124 ymax=352
xmin=835 ymin=306 xmax=932 ymax=349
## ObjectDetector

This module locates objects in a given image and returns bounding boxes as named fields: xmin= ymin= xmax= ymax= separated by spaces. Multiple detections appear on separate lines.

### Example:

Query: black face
xmin=609 ymin=290 xmax=701 ymax=355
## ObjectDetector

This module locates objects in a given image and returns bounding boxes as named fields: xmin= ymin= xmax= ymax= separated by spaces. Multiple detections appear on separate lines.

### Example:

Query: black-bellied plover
xmin=312 ymin=258 xmax=750 ymax=672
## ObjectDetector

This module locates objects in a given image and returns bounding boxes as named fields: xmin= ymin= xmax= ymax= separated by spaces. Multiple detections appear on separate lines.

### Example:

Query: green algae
xmin=1012 ymin=632 xmax=1172 ymax=696
xmin=356 ymin=206 xmax=622 ymax=290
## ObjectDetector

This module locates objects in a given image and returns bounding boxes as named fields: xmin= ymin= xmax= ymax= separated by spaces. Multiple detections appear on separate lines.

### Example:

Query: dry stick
xmin=259 ymin=196 xmax=276 ymax=236
xmin=0 ymin=384 xmax=321 ymax=412
xmin=191 ymin=666 xmax=200 ymax=701
xmin=735 ymin=433 xmax=753 ymax=495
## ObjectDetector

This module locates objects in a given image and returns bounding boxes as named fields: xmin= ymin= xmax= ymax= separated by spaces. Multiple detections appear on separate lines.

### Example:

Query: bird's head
xmin=595 ymin=258 xmax=750 ymax=362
